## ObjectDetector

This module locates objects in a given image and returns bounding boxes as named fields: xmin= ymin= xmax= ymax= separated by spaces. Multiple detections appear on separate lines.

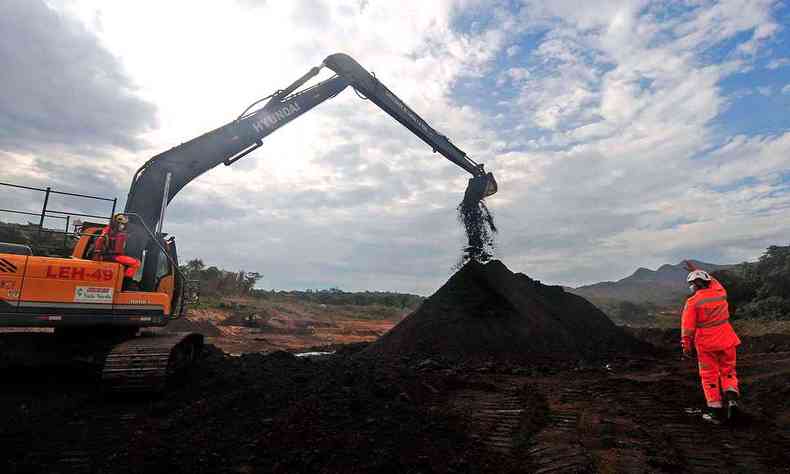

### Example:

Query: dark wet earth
xmin=0 ymin=332 xmax=788 ymax=473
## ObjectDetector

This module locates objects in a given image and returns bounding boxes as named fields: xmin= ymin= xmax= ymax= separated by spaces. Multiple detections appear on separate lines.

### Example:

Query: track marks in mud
xmin=588 ymin=377 xmax=788 ymax=473
xmin=452 ymin=387 xmax=524 ymax=455
xmin=39 ymin=410 xmax=139 ymax=473
xmin=523 ymin=387 xmax=594 ymax=473
xmin=446 ymin=381 xmax=595 ymax=473
xmin=519 ymin=370 xmax=790 ymax=474
xmin=527 ymin=409 xmax=592 ymax=474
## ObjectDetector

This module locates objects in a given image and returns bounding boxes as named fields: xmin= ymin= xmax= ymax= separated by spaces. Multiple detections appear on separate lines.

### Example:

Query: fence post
xmin=63 ymin=215 xmax=71 ymax=247
xmin=38 ymin=186 xmax=51 ymax=239
xmin=111 ymin=198 xmax=117 ymax=219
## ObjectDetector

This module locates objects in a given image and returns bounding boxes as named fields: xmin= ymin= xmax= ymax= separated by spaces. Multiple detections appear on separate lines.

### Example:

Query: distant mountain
xmin=571 ymin=260 xmax=735 ymax=306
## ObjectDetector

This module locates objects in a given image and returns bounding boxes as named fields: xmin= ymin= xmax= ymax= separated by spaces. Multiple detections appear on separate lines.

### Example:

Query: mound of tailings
xmin=362 ymin=260 xmax=648 ymax=363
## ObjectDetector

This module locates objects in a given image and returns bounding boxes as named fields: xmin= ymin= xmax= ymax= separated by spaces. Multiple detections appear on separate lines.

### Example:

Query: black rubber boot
xmin=702 ymin=407 xmax=725 ymax=425
xmin=724 ymin=390 xmax=740 ymax=421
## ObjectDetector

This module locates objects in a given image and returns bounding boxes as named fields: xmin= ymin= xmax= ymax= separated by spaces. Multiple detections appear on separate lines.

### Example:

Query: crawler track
xmin=102 ymin=332 xmax=203 ymax=393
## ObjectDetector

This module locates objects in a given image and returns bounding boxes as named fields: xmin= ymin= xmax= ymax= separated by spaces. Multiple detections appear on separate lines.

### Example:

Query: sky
xmin=1 ymin=0 xmax=789 ymax=294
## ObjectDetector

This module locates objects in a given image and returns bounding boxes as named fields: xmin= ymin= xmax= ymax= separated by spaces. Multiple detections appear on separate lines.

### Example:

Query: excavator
xmin=0 ymin=53 xmax=497 ymax=392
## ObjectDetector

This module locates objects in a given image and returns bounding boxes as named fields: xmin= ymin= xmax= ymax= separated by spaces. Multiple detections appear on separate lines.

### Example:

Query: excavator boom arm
xmin=125 ymin=75 xmax=349 ymax=237
xmin=123 ymin=53 xmax=497 ymax=290
xmin=323 ymin=53 xmax=484 ymax=177
xmin=123 ymin=75 xmax=349 ymax=274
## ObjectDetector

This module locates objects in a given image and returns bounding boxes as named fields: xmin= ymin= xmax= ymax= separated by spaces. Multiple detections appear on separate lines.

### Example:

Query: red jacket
xmin=94 ymin=226 xmax=128 ymax=259
xmin=681 ymin=278 xmax=740 ymax=352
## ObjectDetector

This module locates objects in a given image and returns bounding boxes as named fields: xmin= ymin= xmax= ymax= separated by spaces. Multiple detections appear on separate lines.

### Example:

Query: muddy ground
xmin=166 ymin=305 xmax=399 ymax=355
xmin=0 ymin=330 xmax=787 ymax=474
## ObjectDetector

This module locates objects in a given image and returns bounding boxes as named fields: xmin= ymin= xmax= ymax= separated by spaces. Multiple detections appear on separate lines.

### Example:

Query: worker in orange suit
xmin=93 ymin=214 xmax=141 ymax=279
xmin=681 ymin=261 xmax=741 ymax=424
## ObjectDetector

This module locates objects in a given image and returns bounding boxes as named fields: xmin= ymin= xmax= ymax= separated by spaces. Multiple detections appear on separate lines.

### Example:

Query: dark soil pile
xmin=165 ymin=316 xmax=222 ymax=336
xmin=362 ymin=260 xmax=649 ymax=363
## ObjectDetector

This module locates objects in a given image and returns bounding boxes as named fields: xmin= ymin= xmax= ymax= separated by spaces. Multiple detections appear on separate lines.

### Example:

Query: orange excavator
xmin=0 ymin=53 xmax=497 ymax=392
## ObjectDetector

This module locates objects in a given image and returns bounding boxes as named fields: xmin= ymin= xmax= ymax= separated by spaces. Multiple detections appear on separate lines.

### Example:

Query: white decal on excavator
xmin=251 ymin=103 xmax=302 ymax=133
xmin=384 ymin=90 xmax=434 ymax=137
xmin=74 ymin=286 xmax=113 ymax=303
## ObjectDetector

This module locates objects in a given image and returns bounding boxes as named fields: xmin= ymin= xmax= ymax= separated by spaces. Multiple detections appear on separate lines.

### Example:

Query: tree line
xmin=713 ymin=245 xmax=790 ymax=320
xmin=180 ymin=258 xmax=424 ymax=309
xmin=252 ymin=288 xmax=424 ymax=309
xmin=179 ymin=259 xmax=262 ymax=297
xmin=0 ymin=221 xmax=76 ymax=256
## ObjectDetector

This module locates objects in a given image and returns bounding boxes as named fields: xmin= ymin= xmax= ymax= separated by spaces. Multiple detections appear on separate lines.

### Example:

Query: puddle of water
xmin=227 ymin=351 xmax=337 ymax=358
xmin=295 ymin=351 xmax=336 ymax=358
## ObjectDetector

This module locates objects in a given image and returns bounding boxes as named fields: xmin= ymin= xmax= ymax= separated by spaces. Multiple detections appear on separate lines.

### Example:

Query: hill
xmin=571 ymin=259 xmax=734 ymax=306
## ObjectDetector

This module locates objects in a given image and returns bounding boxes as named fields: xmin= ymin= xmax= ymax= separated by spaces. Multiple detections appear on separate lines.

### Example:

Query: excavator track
xmin=101 ymin=332 xmax=203 ymax=393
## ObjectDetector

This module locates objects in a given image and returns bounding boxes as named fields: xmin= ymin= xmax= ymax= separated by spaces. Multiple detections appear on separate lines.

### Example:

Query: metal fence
xmin=0 ymin=181 xmax=117 ymax=250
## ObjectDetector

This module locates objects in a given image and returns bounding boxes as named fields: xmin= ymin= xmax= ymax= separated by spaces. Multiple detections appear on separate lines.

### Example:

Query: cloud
xmin=707 ymin=133 xmax=790 ymax=185
xmin=2 ymin=0 xmax=789 ymax=293
xmin=0 ymin=0 xmax=152 ymax=228
xmin=473 ymin=0 xmax=788 ymax=286
xmin=766 ymin=57 xmax=790 ymax=69
xmin=26 ymin=0 xmax=509 ymax=293
xmin=783 ymin=84 xmax=790 ymax=95
xmin=0 ymin=0 xmax=156 ymax=154
xmin=234 ymin=0 xmax=267 ymax=8
xmin=496 ymin=67 xmax=530 ymax=86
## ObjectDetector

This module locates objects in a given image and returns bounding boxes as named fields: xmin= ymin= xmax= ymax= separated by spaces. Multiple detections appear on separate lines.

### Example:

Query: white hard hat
xmin=687 ymin=270 xmax=712 ymax=283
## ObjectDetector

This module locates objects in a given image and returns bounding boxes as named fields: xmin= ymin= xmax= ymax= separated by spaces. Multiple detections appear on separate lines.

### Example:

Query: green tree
xmin=713 ymin=245 xmax=790 ymax=320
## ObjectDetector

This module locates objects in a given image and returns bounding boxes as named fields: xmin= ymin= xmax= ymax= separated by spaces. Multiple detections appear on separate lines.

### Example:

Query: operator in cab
xmin=93 ymin=214 xmax=141 ymax=280
xmin=681 ymin=261 xmax=741 ymax=424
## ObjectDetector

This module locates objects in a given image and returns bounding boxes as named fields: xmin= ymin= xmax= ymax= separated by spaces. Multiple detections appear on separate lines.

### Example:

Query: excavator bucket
xmin=464 ymin=172 xmax=498 ymax=202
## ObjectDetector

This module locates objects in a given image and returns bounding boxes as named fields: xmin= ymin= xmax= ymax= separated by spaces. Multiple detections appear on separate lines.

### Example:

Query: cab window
xmin=83 ymin=234 xmax=99 ymax=259
xmin=155 ymin=247 xmax=171 ymax=281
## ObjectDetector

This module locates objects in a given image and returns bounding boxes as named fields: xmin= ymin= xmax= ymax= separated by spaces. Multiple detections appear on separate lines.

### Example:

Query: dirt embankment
xmin=165 ymin=302 xmax=401 ymax=354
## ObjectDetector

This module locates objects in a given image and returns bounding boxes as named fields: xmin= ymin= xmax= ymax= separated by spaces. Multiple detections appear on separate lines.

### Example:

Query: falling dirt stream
xmin=458 ymin=197 xmax=498 ymax=265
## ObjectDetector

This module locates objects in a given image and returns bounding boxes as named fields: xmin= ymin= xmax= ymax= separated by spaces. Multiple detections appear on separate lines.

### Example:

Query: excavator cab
xmin=154 ymin=235 xmax=196 ymax=319
xmin=125 ymin=230 xmax=194 ymax=317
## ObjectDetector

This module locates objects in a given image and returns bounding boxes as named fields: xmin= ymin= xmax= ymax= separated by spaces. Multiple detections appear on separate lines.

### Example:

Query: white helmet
xmin=687 ymin=270 xmax=712 ymax=283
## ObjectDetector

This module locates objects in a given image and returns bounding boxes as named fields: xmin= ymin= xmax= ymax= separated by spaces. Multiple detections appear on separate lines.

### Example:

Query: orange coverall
xmin=681 ymin=278 xmax=741 ymax=407
xmin=93 ymin=226 xmax=141 ymax=278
